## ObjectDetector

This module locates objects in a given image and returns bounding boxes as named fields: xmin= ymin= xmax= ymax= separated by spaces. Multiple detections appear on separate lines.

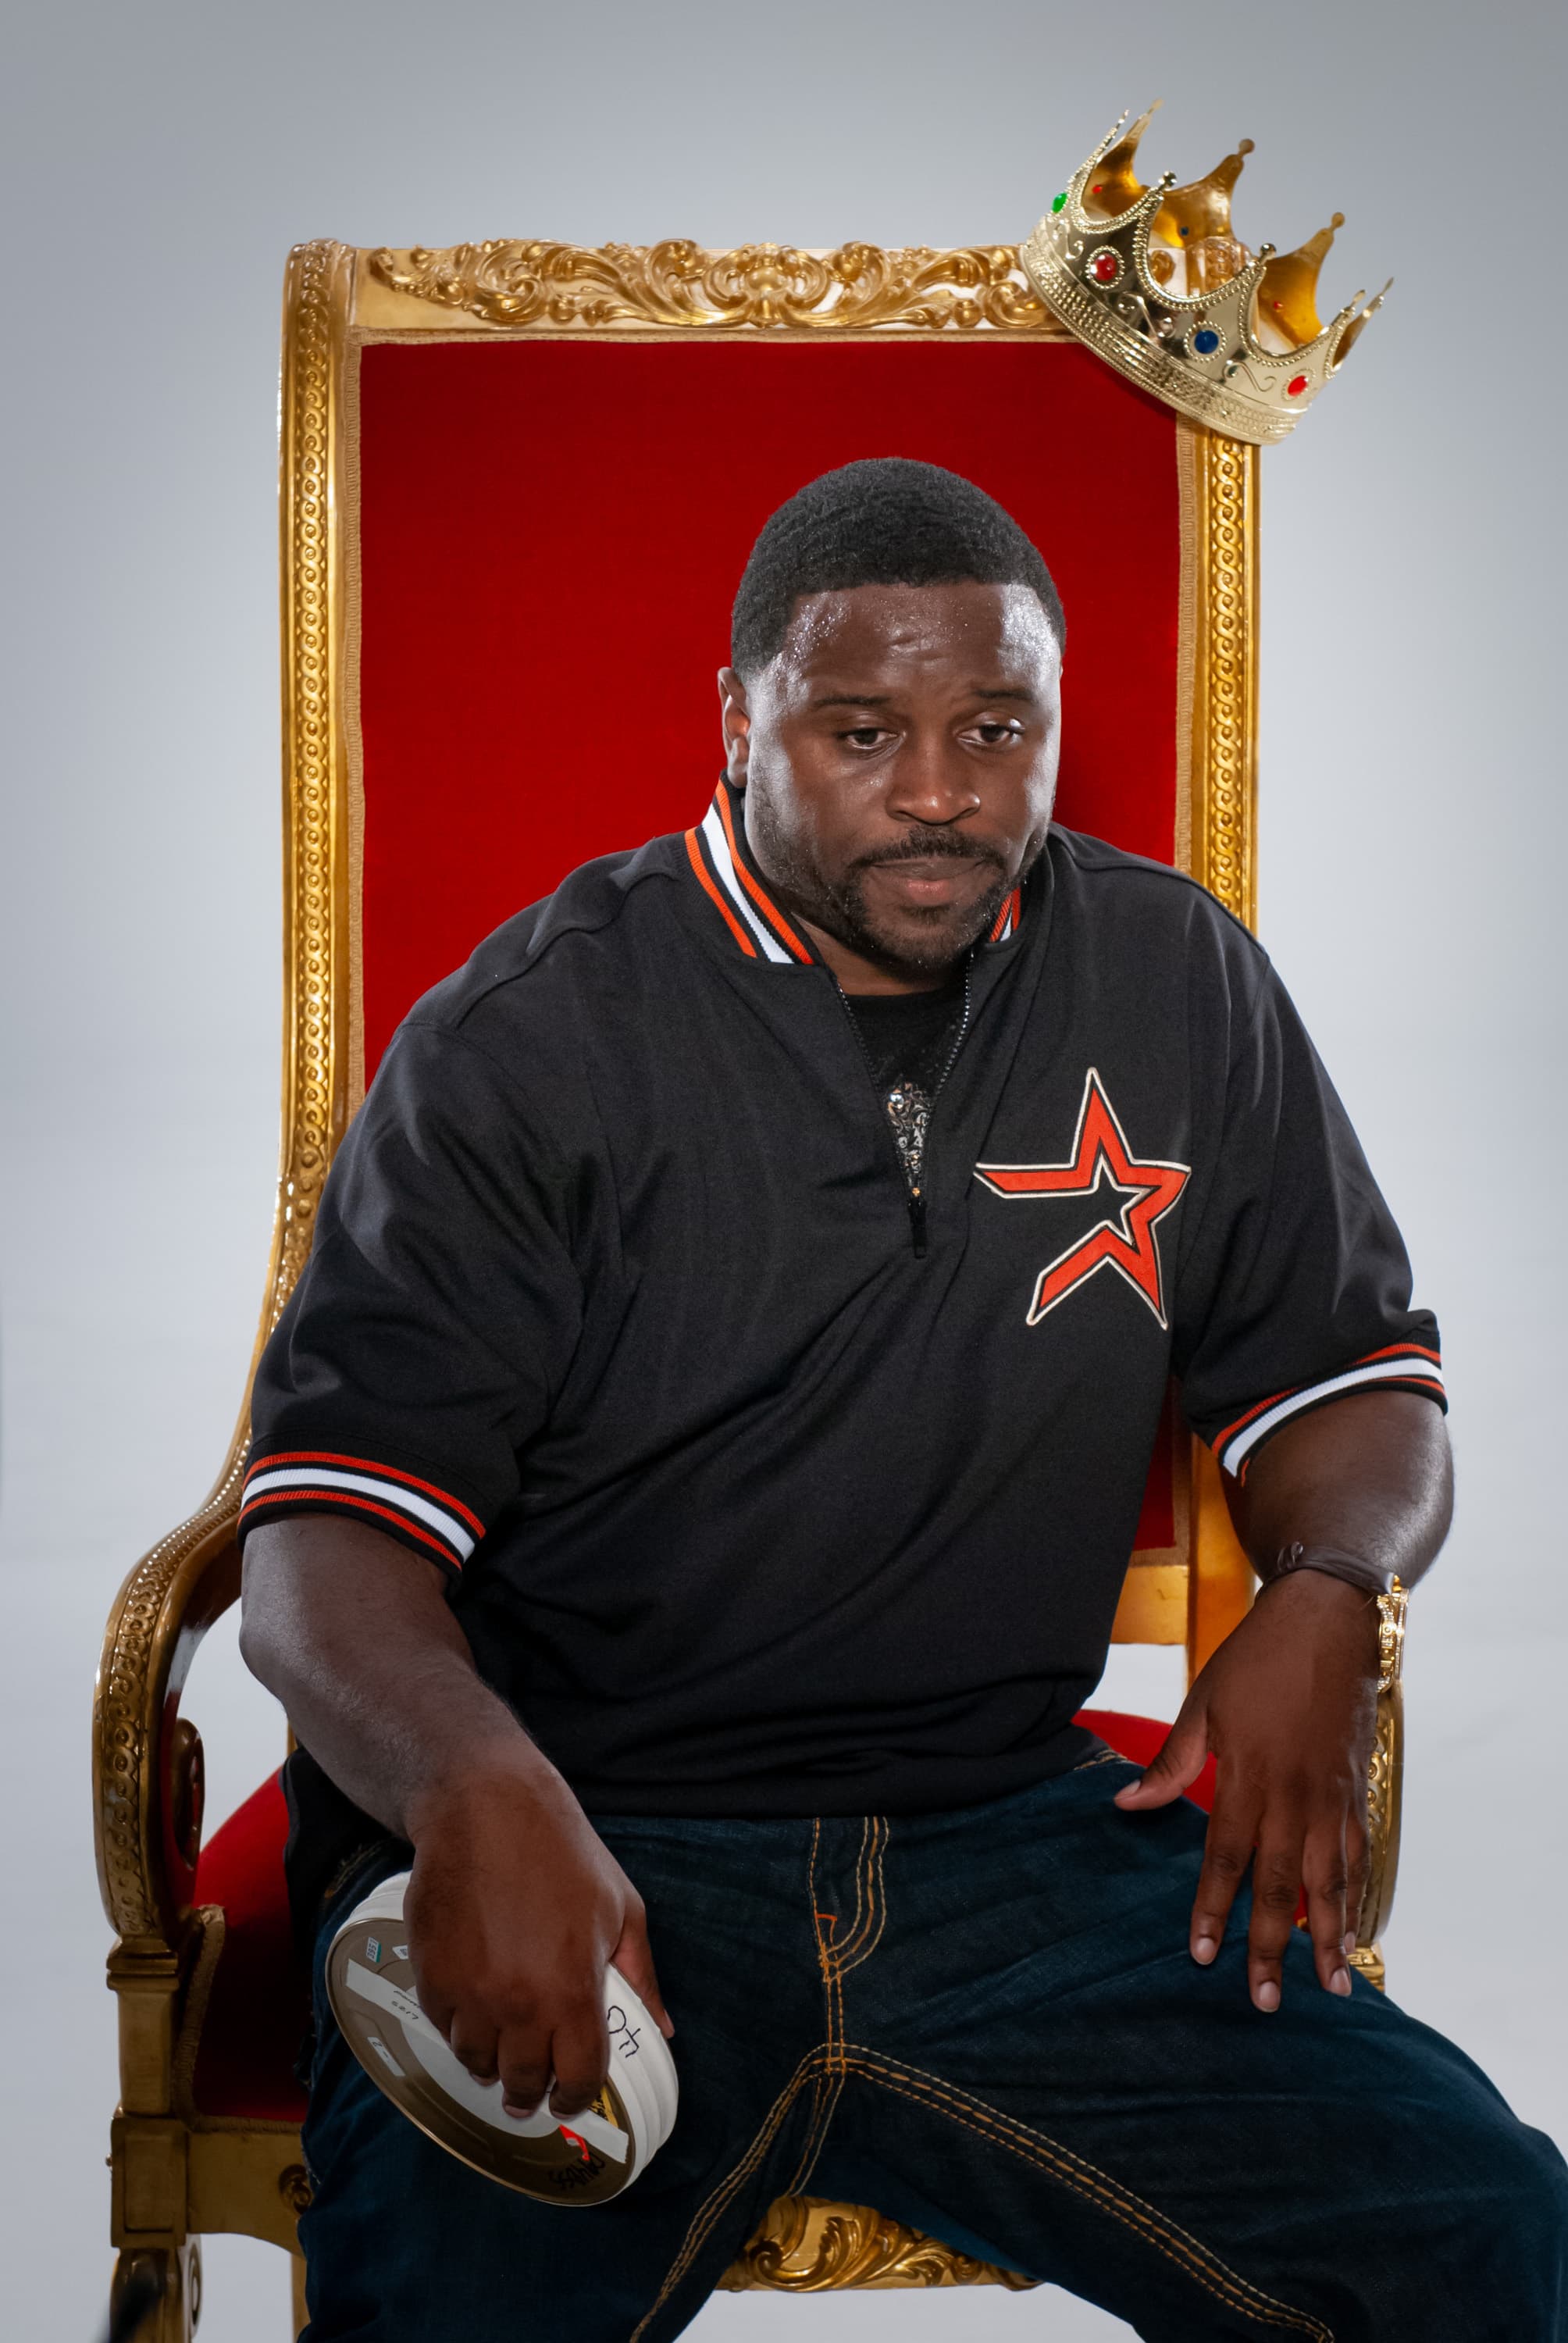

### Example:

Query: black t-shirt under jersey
xmin=244 ymin=786 xmax=1444 ymax=1919
xmin=845 ymin=970 xmax=967 ymax=1096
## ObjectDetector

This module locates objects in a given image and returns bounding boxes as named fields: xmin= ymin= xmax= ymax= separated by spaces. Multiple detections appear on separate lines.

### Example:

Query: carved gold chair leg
xmin=291 ymin=2251 xmax=308 ymax=2337
xmin=112 ymin=2243 xmax=201 ymax=2341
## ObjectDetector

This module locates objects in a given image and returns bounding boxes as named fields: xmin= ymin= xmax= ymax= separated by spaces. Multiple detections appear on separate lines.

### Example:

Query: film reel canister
xmin=326 ymin=1870 xmax=677 ymax=2204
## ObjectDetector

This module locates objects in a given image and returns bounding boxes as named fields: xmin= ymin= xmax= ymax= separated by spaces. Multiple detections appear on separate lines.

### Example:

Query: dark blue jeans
xmin=300 ymin=1753 xmax=1566 ymax=2340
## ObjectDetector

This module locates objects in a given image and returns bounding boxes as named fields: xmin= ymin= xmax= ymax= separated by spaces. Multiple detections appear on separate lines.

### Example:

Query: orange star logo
xmin=975 ymin=1068 xmax=1189 ymax=1328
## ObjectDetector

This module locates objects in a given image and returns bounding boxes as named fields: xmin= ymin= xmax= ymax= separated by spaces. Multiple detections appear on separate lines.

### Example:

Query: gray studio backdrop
xmin=4 ymin=3 xmax=1563 ymax=2336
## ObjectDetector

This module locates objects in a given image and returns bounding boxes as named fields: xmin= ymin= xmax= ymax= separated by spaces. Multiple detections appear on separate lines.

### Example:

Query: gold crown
xmin=1021 ymin=105 xmax=1389 ymax=444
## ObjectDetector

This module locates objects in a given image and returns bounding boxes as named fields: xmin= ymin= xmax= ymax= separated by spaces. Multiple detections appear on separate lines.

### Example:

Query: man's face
xmin=718 ymin=580 xmax=1062 ymax=990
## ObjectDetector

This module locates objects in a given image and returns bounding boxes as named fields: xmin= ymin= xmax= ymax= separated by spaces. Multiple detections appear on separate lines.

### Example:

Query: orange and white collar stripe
xmin=986 ymin=886 xmax=1022 ymax=944
xmin=685 ymin=784 xmax=1025 ymax=961
xmin=684 ymin=786 xmax=814 ymax=964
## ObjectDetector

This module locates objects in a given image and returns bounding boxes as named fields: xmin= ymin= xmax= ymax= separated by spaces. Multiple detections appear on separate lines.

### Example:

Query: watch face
xmin=326 ymin=1876 xmax=676 ymax=2205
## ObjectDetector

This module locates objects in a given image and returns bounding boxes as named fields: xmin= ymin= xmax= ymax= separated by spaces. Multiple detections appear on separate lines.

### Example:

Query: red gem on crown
xmin=1089 ymin=250 xmax=1121 ymax=286
xmin=1287 ymin=373 xmax=1308 ymax=396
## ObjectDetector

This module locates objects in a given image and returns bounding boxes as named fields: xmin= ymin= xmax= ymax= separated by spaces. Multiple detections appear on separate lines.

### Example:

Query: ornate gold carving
xmin=1188 ymin=428 xmax=1257 ymax=927
xmin=1288 ymin=1593 xmax=1403 ymax=1977
xmin=1359 ymin=1674 xmax=1405 ymax=1955
xmin=1375 ymin=1580 xmax=1408 ymax=1696
xmin=368 ymin=241 xmax=1057 ymax=335
xmin=167 ymin=1718 xmax=205 ymax=1870
xmin=278 ymin=2165 xmax=314 ymax=2216
xmin=720 ymin=2195 xmax=1037 ymax=2291
xmin=94 ymin=1481 xmax=244 ymax=1947
xmin=272 ymin=240 xmax=355 ymax=1335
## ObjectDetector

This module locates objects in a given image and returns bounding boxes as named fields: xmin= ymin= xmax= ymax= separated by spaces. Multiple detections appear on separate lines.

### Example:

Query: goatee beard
xmin=742 ymin=791 xmax=1021 ymax=980
xmin=819 ymin=857 xmax=1010 ymax=977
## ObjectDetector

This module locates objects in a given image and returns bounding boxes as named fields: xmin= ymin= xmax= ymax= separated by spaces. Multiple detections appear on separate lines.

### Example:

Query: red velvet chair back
xmin=354 ymin=337 xmax=1183 ymax=1075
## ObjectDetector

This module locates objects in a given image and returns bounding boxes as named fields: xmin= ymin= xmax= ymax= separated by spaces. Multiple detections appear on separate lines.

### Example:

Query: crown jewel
xmin=1022 ymin=105 xmax=1389 ymax=444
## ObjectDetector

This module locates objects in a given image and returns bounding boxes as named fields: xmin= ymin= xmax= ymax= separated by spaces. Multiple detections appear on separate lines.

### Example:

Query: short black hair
xmin=730 ymin=457 xmax=1065 ymax=675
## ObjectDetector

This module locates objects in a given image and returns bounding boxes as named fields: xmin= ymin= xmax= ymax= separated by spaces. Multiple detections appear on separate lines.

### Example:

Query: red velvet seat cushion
xmin=1080 ymin=1709 xmax=1213 ymax=1809
xmin=188 ymin=1711 xmax=1205 ymax=2123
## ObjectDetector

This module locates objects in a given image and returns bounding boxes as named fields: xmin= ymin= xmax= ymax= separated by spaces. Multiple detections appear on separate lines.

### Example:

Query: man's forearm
xmin=240 ymin=1512 xmax=672 ymax=2110
xmin=239 ymin=1514 xmax=564 ymax=1842
xmin=1225 ymin=1389 xmax=1452 ymax=1592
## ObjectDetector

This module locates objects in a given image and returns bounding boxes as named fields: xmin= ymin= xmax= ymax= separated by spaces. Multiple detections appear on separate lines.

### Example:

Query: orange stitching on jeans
xmin=786 ymin=1818 xmax=890 ymax=2191
xmin=787 ymin=2020 xmax=840 ymax=2192
xmin=829 ymin=1819 xmax=889 ymax=2099
xmin=787 ymin=1820 xmax=840 ymax=2193
xmin=837 ymin=1817 xmax=889 ymax=1977
xmin=842 ymin=2049 xmax=1333 ymax=2341
xmin=833 ymin=1818 xmax=878 ymax=1968
xmin=849 ymin=1818 xmax=870 ymax=1949
xmin=807 ymin=1817 xmax=831 ymax=1975
xmin=831 ymin=1818 xmax=870 ymax=1963
xmin=793 ymin=1818 xmax=887 ymax=2184
xmin=784 ymin=2088 xmax=824 ymax=2195
xmin=809 ymin=1811 xmax=888 ymax=2093
xmin=630 ymin=2044 xmax=833 ymax=2342
xmin=785 ymin=2072 xmax=843 ymax=2198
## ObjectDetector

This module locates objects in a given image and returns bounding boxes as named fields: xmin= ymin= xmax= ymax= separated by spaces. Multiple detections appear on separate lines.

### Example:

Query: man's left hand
xmin=1114 ymin=1570 xmax=1381 ymax=2010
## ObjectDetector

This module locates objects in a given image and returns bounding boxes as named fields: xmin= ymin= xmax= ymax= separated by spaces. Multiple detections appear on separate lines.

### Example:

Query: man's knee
xmin=1409 ymin=2099 xmax=1568 ymax=2324
xmin=1491 ymin=2116 xmax=1568 ymax=2265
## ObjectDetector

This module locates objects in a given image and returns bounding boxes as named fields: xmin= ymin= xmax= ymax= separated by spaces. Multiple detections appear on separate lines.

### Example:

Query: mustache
xmin=853 ymin=829 xmax=1007 ymax=873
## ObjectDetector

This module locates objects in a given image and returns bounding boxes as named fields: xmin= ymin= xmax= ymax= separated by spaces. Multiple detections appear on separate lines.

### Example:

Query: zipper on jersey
xmin=833 ymin=959 xmax=973 ymax=1258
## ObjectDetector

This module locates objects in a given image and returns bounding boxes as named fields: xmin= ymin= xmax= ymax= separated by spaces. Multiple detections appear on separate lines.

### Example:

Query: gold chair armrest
xmin=1348 ymin=1585 xmax=1407 ymax=1985
xmin=94 ymin=1443 xmax=248 ymax=1956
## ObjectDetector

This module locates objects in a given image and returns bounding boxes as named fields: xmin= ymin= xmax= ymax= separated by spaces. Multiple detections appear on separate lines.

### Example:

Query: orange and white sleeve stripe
xmin=1213 ymin=1342 xmax=1445 ymax=1482
xmin=239 ymin=1449 xmax=483 ymax=1573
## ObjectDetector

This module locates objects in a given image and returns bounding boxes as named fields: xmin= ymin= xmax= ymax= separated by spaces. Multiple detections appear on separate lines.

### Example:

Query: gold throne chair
xmin=94 ymin=204 xmax=1405 ymax=2339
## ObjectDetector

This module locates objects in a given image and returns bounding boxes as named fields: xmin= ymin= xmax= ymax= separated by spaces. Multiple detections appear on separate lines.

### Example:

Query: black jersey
xmin=246 ymin=783 xmax=1443 ymax=1890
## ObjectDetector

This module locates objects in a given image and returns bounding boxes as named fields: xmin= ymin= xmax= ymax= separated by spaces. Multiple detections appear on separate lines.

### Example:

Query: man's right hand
xmin=404 ymin=1755 xmax=673 ymax=2123
xmin=238 ymin=1516 xmax=673 ymax=2126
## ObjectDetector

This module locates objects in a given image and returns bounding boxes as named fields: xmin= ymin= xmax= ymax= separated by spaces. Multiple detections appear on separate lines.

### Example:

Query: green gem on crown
xmin=1050 ymin=192 xmax=1067 ymax=214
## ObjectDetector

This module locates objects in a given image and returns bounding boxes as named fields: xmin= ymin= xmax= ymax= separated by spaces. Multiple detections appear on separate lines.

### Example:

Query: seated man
xmin=240 ymin=458 xmax=1566 ymax=2341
